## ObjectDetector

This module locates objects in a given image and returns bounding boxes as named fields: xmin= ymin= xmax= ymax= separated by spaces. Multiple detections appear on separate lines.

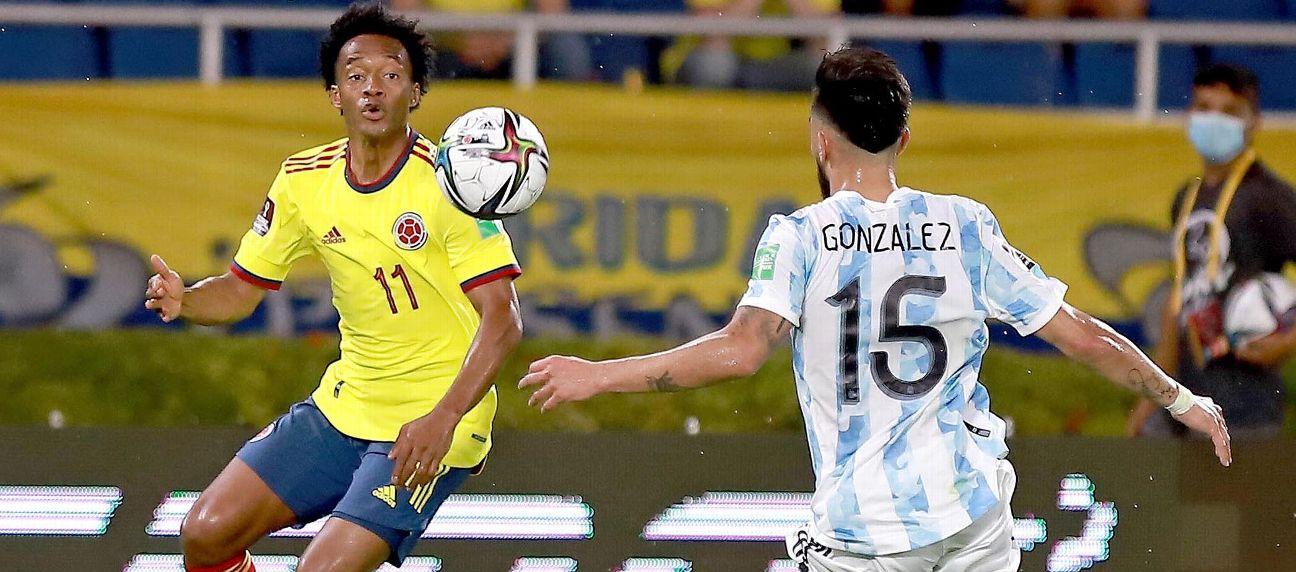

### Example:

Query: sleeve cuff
xmin=461 ymin=264 xmax=522 ymax=292
xmin=737 ymin=298 xmax=800 ymax=328
xmin=1013 ymin=281 xmax=1067 ymax=337
xmin=229 ymin=261 xmax=283 ymax=291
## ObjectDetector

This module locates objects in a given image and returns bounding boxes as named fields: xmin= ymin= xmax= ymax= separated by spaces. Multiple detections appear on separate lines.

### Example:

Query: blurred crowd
xmin=389 ymin=0 xmax=1150 ymax=89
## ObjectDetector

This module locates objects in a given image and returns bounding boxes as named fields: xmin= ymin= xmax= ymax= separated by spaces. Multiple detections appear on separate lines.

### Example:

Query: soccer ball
xmin=433 ymin=107 xmax=549 ymax=220
xmin=1223 ymin=272 xmax=1296 ymax=346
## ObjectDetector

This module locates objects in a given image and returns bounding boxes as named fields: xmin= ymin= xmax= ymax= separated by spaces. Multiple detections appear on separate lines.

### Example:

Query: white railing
xmin=2 ymin=3 xmax=1296 ymax=121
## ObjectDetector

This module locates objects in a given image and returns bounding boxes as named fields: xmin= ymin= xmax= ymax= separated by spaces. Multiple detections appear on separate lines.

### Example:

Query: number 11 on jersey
xmin=374 ymin=264 xmax=419 ymax=314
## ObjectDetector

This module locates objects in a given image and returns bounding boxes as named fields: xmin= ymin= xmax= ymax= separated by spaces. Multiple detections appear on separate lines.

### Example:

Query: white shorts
xmin=786 ymin=460 xmax=1020 ymax=572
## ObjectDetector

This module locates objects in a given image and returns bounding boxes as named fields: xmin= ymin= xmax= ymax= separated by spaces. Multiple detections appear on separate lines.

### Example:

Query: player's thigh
xmin=934 ymin=461 xmax=1021 ymax=572
xmin=931 ymin=510 xmax=1019 ymax=572
xmin=296 ymin=517 xmax=389 ymax=572
xmin=182 ymin=457 xmax=296 ymax=555
xmin=191 ymin=401 xmax=362 ymax=541
xmin=329 ymin=444 xmax=472 ymax=567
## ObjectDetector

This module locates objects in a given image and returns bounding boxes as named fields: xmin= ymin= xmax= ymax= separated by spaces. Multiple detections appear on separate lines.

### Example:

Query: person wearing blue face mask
xmin=1129 ymin=64 xmax=1296 ymax=441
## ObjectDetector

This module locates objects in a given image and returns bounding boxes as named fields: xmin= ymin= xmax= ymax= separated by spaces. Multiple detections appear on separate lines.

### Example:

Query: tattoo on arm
xmin=1127 ymin=368 xmax=1177 ymax=405
xmin=647 ymin=371 xmax=682 ymax=393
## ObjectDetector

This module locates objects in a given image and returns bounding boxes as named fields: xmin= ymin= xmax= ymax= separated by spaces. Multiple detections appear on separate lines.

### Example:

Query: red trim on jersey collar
xmin=461 ymin=264 xmax=522 ymax=293
xmin=230 ymin=262 xmax=282 ymax=291
xmin=345 ymin=129 xmax=418 ymax=194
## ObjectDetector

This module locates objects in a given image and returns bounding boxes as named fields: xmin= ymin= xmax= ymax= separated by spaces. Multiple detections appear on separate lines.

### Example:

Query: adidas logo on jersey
xmin=322 ymin=226 xmax=346 ymax=245
xmin=371 ymin=485 xmax=397 ymax=508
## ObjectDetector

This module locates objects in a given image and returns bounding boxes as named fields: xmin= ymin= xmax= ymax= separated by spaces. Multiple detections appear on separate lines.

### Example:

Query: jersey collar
xmin=345 ymin=128 xmax=418 ymax=194
xmin=833 ymin=186 xmax=912 ymax=211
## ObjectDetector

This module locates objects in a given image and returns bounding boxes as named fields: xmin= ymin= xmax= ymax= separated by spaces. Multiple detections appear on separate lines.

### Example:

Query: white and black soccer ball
xmin=433 ymin=107 xmax=549 ymax=220
xmin=1223 ymin=272 xmax=1296 ymax=346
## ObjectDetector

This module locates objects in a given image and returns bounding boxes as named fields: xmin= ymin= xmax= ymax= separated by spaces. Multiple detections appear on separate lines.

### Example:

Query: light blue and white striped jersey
xmin=739 ymin=187 xmax=1066 ymax=556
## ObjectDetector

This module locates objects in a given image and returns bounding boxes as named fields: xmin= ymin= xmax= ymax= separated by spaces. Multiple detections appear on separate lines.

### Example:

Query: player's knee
xmin=179 ymin=501 xmax=243 ymax=563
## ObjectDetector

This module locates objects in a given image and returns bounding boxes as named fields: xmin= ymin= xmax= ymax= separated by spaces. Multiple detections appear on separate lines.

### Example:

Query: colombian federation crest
xmin=393 ymin=212 xmax=428 ymax=250
xmin=249 ymin=421 xmax=275 ymax=443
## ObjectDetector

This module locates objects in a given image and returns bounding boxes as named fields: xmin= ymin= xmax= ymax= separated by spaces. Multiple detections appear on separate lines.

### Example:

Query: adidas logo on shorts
xmin=371 ymin=485 xmax=397 ymax=508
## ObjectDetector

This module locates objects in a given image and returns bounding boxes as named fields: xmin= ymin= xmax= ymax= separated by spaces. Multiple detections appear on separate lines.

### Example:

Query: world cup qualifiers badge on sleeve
xmin=253 ymin=198 xmax=275 ymax=236
xmin=752 ymin=245 xmax=780 ymax=280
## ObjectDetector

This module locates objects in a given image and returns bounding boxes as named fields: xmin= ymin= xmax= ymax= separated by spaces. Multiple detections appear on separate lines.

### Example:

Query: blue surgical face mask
xmin=1187 ymin=111 xmax=1247 ymax=165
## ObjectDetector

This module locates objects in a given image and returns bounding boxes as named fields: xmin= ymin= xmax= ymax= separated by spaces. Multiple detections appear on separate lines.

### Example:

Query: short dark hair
xmin=812 ymin=47 xmax=912 ymax=154
xmin=319 ymin=2 xmax=434 ymax=96
xmin=1193 ymin=63 xmax=1260 ymax=110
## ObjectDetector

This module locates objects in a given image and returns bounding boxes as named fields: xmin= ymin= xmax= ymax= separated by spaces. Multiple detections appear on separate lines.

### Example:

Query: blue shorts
xmin=236 ymin=399 xmax=471 ymax=566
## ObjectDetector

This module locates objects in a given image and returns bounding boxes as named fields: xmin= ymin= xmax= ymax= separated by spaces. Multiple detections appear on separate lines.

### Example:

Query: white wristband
xmin=1166 ymin=384 xmax=1195 ymax=416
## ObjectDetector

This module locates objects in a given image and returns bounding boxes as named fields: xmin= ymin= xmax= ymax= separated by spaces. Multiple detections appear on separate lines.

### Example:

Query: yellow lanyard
xmin=1170 ymin=148 xmax=1257 ymax=313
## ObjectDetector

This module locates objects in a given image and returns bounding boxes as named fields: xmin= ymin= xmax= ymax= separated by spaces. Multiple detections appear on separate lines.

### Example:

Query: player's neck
xmin=829 ymin=165 xmax=898 ymax=203
xmin=348 ymin=126 xmax=411 ymax=184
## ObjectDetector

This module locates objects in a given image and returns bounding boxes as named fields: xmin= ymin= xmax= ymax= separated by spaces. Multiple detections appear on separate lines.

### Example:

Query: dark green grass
xmin=1 ymin=330 xmax=1291 ymax=436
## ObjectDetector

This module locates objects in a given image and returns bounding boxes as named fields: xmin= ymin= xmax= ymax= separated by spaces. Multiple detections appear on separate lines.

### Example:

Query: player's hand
xmin=143 ymin=255 xmax=184 ymax=323
xmin=388 ymin=411 xmax=456 ymax=490
xmin=1171 ymin=394 xmax=1232 ymax=467
xmin=518 ymin=356 xmax=607 ymax=412
xmin=1235 ymin=330 xmax=1296 ymax=369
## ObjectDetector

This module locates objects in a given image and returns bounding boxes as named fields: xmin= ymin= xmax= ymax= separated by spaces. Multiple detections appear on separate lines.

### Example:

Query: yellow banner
xmin=3 ymin=82 xmax=1296 ymax=328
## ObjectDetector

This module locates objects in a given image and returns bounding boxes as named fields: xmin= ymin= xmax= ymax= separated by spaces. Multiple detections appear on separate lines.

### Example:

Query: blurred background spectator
xmin=663 ymin=0 xmax=840 ymax=91
xmin=1129 ymin=64 xmax=1296 ymax=441
xmin=1010 ymin=0 xmax=1146 ymax=19
xmin=390 ymin=0 xmax=593 ymax=81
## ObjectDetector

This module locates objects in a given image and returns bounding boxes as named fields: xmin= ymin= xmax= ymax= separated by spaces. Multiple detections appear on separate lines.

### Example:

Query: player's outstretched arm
xmin=144 ymin=255 xmax=265 ymax=326
xmin=1128 ymin=297 xmax=1184 ymax=436
xmin=389 ymin=278 xmax=524 ymax=490
xmin=519 ymin=306 xmax=792 ymax=412
xmin=1035 ymin=303 xmax=1232 ymax=466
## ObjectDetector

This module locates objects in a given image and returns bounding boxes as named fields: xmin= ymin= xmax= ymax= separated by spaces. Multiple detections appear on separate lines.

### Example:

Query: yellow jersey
xmin=230 ymin=129 xmax=520 ymax=468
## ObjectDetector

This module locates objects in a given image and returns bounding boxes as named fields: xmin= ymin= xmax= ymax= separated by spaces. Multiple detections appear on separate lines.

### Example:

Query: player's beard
xmin=816 ymin=157 xmax=831 ymax=199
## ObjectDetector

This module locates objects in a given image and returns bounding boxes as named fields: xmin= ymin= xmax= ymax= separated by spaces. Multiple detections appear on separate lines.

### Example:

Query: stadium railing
xmin=2 ymin=3 xmax=1295 ymax=122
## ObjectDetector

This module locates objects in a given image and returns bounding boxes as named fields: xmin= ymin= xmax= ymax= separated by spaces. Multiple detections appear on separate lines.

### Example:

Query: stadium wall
xmin=1 ymin=428 xmax=1291 ymax=571
xmin=3 ymin=83 xmax=1296 ymax=345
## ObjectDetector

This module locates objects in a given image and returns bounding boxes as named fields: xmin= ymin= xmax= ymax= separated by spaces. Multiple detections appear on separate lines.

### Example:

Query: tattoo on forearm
xmin=1128 ymin=368 xmax=1176 ymax=405
xmin=647 ymin=371 xmax=682 ymax=393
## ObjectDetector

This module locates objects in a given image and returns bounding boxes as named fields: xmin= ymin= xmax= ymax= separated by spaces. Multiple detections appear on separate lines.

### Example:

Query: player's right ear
xmin=896 ymin=129 xmax=911 ymax=157
xmin=329 ymin=85 xmax=343 ymax=115
xmin=815 ymin=129 xmax=831 ymax=164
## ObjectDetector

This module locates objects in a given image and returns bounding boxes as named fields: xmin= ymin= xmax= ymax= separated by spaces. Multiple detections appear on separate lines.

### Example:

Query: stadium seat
xmin=855 ymin=40 xmax=937 ymax=100
xmin=211 ymin=0 xmax=345 ymax=78
xmin=109 ymin=28 xmax=199 ymax=79
xmin=1211 ymin=46 xmax=1296 ymax=110
xmin=1148 ymin=0 xmax=1284 ymax=20
xmin=940 ymin=42 xmax=1068 ymax=106
xmin=571 ymin=0 xmax=686 ymax=83
xmin=0 ymin=25 xmax=100 ymax=80
xmin=248 ymin=30 xmax=326 ymax=77
xmin=1074 ymin=43 xmax=1135 ymax=107
xmin=1156 ymin=45 xmax=1205 ymax=110
xmin=1074 ymin=43 xmax=1206 ymax=110
xmin=958 ymin=0 xmax=1010 ymax=15
xmin=98 ymin=0 xmax=201 ymax=79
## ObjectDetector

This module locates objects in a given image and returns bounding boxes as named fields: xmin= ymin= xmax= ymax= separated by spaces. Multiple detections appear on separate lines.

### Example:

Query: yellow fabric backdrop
xmin=3 ymin=81 xmax=1296 ymax=317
